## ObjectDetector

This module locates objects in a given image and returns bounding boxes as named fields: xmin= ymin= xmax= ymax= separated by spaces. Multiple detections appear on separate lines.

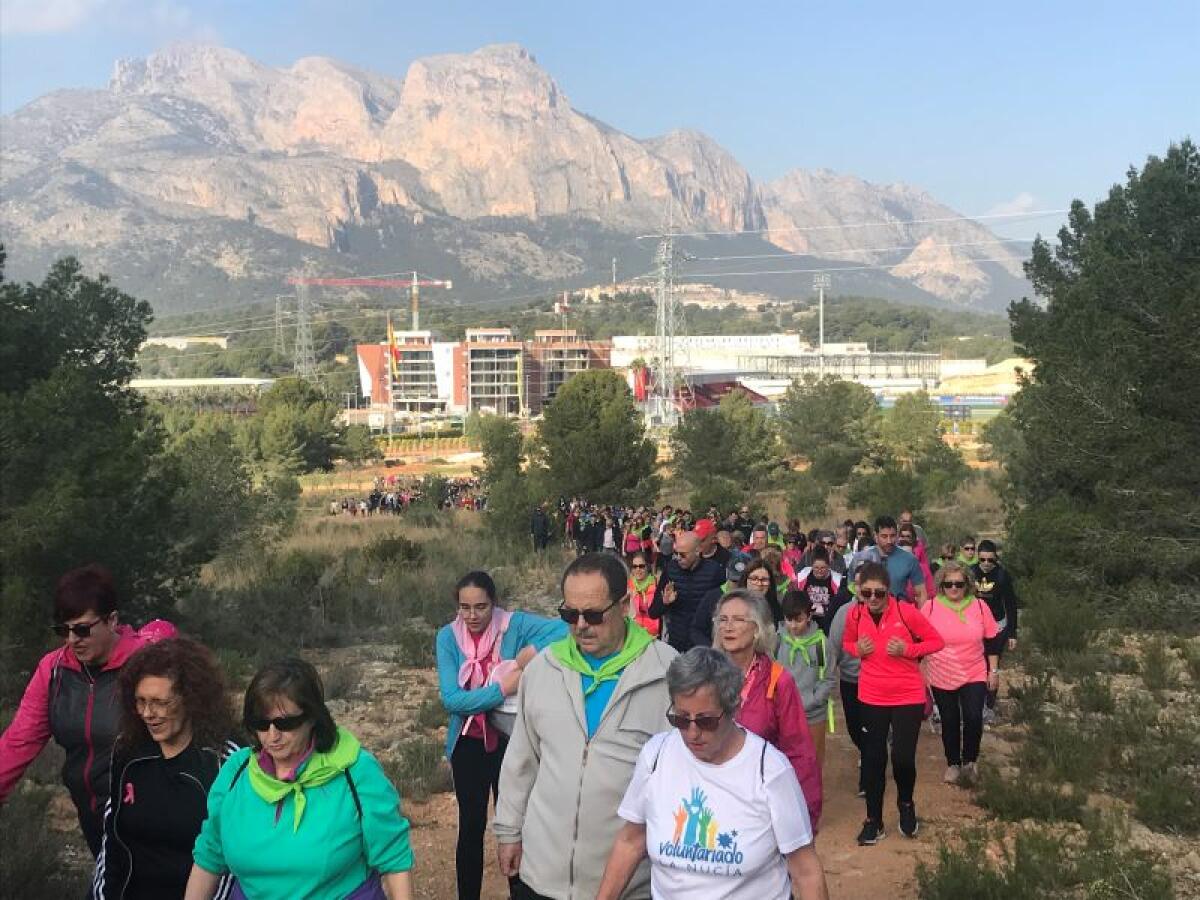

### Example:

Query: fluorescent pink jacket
xmin=735 ymin=653 xmax=822 ymax=828
xmin=0 ymin=626 xmax=148 ymax=805
xmin=842 ymin=597 xmax=944 ymax=706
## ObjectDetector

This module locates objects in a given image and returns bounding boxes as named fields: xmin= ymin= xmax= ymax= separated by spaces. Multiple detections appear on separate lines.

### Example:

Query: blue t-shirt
xmin=580 ymin=651 xmax=620 ymax=737
xmin=851 ymin=546 xmax=925 ymax=599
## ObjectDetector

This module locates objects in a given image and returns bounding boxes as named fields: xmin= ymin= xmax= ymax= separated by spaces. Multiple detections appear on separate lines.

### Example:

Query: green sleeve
xmin=192 ymin=747 xmax=250 ymax=874
xmin=353 ymin=751 xmax=414 ymax=874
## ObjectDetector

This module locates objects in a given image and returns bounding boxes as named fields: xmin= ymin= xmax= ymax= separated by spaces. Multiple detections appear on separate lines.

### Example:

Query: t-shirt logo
xmin=659 ymin=787 xmax=744 ymax=873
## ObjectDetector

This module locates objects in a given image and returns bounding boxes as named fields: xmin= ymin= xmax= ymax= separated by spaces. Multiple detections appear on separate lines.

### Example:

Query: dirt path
xmin=404 ymin=717 xmax=987 ymax=899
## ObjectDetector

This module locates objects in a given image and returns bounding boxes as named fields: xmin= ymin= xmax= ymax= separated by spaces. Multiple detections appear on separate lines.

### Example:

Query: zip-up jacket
xmin=775 ymin=623 xmax=836 ymax=727
xmin=494 ymin=638 xmax=677 ymax=900
xmin=0 ymin=628 xmax=146 ymax=854
xmin=842 ymin=597 xmax=945 ymax=707
xmin=650 ymin=556 xmax=726 ymax=652
xmin=92 ymin=739 xmax=238 ymax=900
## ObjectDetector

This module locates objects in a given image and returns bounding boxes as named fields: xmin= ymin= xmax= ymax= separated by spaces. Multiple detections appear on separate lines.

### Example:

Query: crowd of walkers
xmin=0 ymin=500 xmax=1018 ymax=900
xmin=330 ymin=477 xmax=487 ymax=518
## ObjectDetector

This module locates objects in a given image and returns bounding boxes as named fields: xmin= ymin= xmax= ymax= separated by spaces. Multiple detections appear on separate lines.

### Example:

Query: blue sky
xmin=1 ymin=0 xmax=1195 ymax=238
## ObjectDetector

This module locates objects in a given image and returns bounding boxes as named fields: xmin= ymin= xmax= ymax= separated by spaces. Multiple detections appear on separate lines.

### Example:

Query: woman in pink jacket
xmin=842 ymin=562 xmax=944 ymax=846
xmin=713 ymin=589 xmax=822 ymax=828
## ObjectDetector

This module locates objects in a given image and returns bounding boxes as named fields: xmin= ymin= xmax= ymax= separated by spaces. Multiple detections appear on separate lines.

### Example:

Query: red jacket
xmin=735 ymin=653 xmax=822 ymax=828
xmin=842 ymin=596 xmax=944 ymax=706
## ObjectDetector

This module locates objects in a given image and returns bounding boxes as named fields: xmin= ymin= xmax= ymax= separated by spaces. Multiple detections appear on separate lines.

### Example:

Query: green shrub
xmin=1026 ymin=579 xmax=1096 ymax=655
xmin=1183 ymin=640 xmax=1200 ymax=684
xmin=392 ymin=623 xmax=437 ymax=668
xmin=1008 ymin=672 xmax=1055 ymax=725
xmin=323 ymin=663 xmax=361 ymax=700
xmin=1141 ymin=637 xmax=1178 ymax=691
xmin=415 ymin=693 xmax=445 ymax=732
xmin=1020 ymin=715 xmax=1103 ymax=788
xmin=0 ymin=787 xmax=90 ymax=899
xmin=974 ymin=766 xmax=1086 ymax=823
xmin=362 ymin=534 xmax=424 ymax=568
xmin=1075 ymin=673 xmax=1116 ymax=714
xmin=1134 ymin=767 xmax=1200 ymax=835
xmin=384 ymin=738 xmax=452 ymax=803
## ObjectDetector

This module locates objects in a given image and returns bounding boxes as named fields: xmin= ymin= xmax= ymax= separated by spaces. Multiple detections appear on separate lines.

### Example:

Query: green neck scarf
xmin=247 ymin=726 xmax=360 ymax=831
xmin=935 ymin=593 xmax=974 ymax=623
xmin=780 ymin=629 xmax=825 ymax=671
xmin=550 ymin=619 xmax=654 ymax=696
xmin=631 ymin=573 xmax=655 ymax=593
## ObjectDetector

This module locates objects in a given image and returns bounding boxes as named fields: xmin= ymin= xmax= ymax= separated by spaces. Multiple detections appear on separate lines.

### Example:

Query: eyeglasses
xmin=746 ymin=575 xmax=771 ymax=584
xmin=136 ymin=696 xmax=180 ymax=716
xmin=667 ymin=710 xmax=725 ymax=732
xmin=245 ymin=713 xmax=309 ymax=732
xmin=860 ymin=588 xmax=889 ymax=600
xmin=558 ymin=596 xmax=621 ymax=626
xmin=717 ymin=615 xmax=752 ymax=627
xmin=52 ymin=618 xmax=107 ymax=639
xmin=942 ymin=581 xmax=967 ymax=589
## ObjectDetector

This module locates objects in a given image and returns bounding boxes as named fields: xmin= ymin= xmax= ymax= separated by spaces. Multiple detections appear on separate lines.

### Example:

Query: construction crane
xmin=286 ymin=271 xmax=453 ymax=330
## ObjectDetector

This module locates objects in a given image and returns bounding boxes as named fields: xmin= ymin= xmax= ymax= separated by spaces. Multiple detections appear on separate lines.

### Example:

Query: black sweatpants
xmin=839 ymin=680 xmax=867 ymax=790
xmin=984 ymin=630 xmax=1007 ymax=709
xmin=450 ymin=734 xmax=508 ymax=900
xmin=860 ymin=702 xmax=924 ymax=824
xmin=932 ymin=682 xmax=987 ymax=765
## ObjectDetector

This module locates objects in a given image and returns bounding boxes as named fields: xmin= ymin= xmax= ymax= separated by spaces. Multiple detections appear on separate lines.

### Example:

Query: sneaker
xmin=856 ymin=819 xmax=886 ymax=845
xmin=982 ymin=706 xmax=996 ymax=727
xmin=960 ymin=762 xmax=978 ymax=786
xmin=898 ymin=802 xmax=919 ymax=838
xmin=943 ymin=764 xmax=961 ymax=784
xmin=856 ymin=784 xmax=866 ymax=798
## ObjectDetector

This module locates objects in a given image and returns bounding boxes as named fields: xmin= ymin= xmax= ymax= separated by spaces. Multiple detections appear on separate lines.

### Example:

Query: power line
xmin=691 ymin=237 xmax=1036 ymax=263
xmin=636 ymin=208 xmax=1070 ymax=240
xmin=677 ymin=255 xmax=1025 ymax=279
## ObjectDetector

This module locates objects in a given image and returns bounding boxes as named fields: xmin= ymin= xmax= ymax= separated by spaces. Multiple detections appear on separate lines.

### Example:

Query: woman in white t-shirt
xmin=596 ymin=647 xmax=829 ymax=900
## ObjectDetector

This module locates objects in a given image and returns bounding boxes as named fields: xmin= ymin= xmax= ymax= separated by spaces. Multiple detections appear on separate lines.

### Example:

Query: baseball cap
xmin=726 ymin=558 xmax=748 ymax=584
xmin=694 ymin=519 xmax=717 ymax=540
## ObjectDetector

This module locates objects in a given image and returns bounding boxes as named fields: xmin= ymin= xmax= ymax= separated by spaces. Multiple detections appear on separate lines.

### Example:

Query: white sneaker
xmin=960 ymin=762 xmax=978 ymax=785
xmin=943 ymin=765 xmax=961 ymax=784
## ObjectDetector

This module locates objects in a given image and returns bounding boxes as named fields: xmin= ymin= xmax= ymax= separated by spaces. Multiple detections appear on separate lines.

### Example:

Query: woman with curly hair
xmin=92 ymin=637 xmax=239 ymax=900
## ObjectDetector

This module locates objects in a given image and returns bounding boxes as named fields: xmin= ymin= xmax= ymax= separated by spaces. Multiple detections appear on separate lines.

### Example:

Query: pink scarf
xmin=452 ymin=607 xmax=512 ymax=751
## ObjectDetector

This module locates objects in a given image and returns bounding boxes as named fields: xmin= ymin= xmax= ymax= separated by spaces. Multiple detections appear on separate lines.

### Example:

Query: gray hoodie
xmin=494 ymin=638 xmax=678 ymax=900
xmin=775 ymin=622 xmax=835 ymax=724
xmin=829 ymin=600 xmax=862 ymax=683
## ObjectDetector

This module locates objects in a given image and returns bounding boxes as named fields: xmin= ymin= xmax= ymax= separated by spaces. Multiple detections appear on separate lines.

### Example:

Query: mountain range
xmin=0 ymin=43 xmax=1031 ymax=315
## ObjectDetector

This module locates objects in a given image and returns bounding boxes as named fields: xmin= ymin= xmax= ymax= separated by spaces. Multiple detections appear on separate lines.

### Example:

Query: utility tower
xmin=273 ymin=296 xmax=287 ymax=356
xmin=813 ymin=272 xmax=831 ymax=379
xmin=293 ymin=278 xmax=317 ymax=381
xmin=648 ymin=228 xmax=686 ymax=426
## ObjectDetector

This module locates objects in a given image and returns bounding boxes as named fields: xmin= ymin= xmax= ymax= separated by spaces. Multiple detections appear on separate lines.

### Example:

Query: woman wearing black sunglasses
xmin=185 ymin=658 xmax=415 ymax=900
xmin=596 ymin=648 xmax=830 ymax=900
xmin=0 ymin=565 xmax=171 ymax=857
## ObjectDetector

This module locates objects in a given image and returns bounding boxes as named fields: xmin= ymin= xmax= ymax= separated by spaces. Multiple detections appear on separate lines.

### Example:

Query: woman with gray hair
xmin=596 ymin=648 xmax=829 ymax=900
xmin=713 ymin=590 xmax=822 ymax=828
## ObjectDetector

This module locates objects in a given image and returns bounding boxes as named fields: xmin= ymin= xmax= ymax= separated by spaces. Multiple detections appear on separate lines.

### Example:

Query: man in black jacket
xmin=530 ymin=503 xmax=551 ymax=553
xmin=649 ymin=530 xmax=725 ymax=653
xmin=971 ymin=539 xmax=1019 ymax=719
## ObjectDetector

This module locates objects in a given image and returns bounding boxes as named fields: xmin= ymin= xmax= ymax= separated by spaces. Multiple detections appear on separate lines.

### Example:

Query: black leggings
xmin=932 ymin=682 xmax=987 ymax=765
xmin=839 ymin=680 xmax=866 ymax=754
xmin=450 ymin=734 xmax=507 ymax=900
xmin=860 ymin=703 xmax=924 ymax=823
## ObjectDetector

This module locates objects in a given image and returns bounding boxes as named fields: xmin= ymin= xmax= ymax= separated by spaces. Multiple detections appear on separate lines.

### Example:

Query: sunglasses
xmin=942 ymin=581 xmax=967 ymax=589
xmin=667 ymin=710 xmax=724 ymax=732
xmin=558 ymin=596 xmax=621 ymax=626
xmin=962 ymin=546 xmax=976 ymax=552
xmin=52 ymin=618 xmax=107 ymax=639
xmin=860 ymin=588 xmax=889 ymax=600
xmin=630 ymin=563 xmax=647 ymax=569
xmin=977 ymin=557 xmax=998 ymax=564
xmin=245 ymin=713 xmax=309 ymax=732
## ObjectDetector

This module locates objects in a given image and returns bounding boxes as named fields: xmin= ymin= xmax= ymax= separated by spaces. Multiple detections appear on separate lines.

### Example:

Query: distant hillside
xmin=0 ymin=43 xmax=1033 ymax=313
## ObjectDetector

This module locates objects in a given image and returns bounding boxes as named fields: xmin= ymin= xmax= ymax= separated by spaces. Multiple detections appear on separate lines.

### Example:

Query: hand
xmin=987 ymin=670 xmax=1000 ymax=689
xmin=1007 ymin=638 xmax=1017 ymax=651
xmin=661 ymin=583 xmax=677 ymax=606
xmin=886 ymin=637 xmax=908 ymax=657
xmin=515 ymin=645 xmax=538 ymax=669
xmin=498 ymin=667 xmax=522 ymax=697
xmin=498 ymin=841 xmax=523 ymax=878
xmin=856 ymin=635 xmax=874 ymax=656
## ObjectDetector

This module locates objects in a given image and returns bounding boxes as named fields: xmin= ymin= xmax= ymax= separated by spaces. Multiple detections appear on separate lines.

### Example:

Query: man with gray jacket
xmin=494 ymin=552 xmax=677 ymax=900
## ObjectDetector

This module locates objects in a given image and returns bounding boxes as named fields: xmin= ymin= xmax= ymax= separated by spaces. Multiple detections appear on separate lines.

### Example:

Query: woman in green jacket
xmin=184 ymin=659 xmax=414 ymax=900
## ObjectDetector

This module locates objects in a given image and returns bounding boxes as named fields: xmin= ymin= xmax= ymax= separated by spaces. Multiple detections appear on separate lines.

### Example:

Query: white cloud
xmin=1 ymin=0 xmax=107 ymax=34
xmin=986 ymin=191 xmax=1039 ymax=217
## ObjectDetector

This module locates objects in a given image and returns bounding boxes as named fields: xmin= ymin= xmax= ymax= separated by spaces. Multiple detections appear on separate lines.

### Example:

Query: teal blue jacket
xmin=435 ymin=610 xmax=566 ymax=759
xmin=192 ymin=744 xmax=412 ymax=900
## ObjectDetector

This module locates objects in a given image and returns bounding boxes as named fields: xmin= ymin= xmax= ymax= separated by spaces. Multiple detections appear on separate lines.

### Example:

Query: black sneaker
xmin=898 ymin=802 xmax=919 ymax=838
xmin=856 ymin=819 xmax=886 ymax=845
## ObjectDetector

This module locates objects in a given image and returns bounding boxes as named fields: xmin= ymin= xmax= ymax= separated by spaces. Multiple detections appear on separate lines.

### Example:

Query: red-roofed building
xmin=677 ymin=381 xmax=769 ymax=412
